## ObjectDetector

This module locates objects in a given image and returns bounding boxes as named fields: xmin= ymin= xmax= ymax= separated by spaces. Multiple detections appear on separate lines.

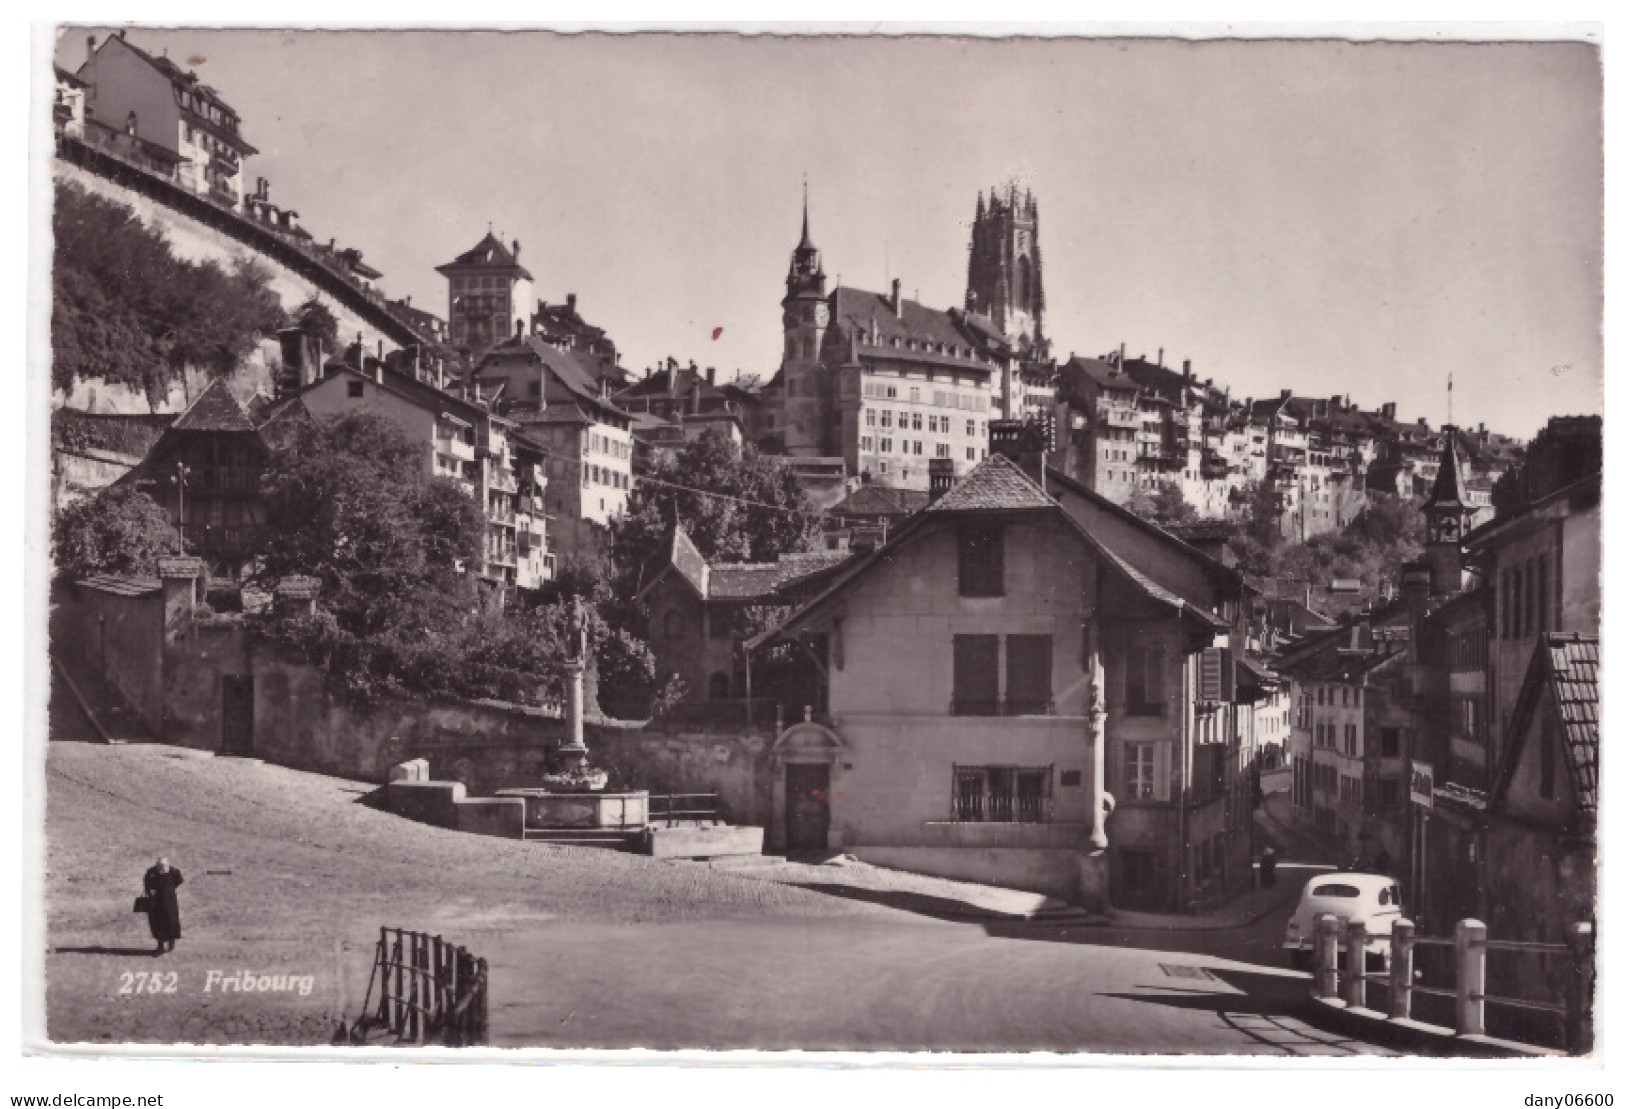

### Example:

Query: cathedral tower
xmin=781 ymin=187 xmax=830 ymax=456
xmin=965 ymin=185 xmax=1045 ymax=356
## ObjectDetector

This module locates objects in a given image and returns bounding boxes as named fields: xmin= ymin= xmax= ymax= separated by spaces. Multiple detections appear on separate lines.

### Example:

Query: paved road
xmin=484 ymin=863 xmax=1395 ymax=1054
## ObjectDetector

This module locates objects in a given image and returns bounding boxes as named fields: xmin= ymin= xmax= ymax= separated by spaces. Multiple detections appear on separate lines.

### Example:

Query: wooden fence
xmin=346 ymin=927 xmax=489 ymax=1046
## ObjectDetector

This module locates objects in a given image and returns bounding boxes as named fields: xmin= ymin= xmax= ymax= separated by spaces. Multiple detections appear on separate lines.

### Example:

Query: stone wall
xmin=587 ymin=725 xmax=777 ymax=826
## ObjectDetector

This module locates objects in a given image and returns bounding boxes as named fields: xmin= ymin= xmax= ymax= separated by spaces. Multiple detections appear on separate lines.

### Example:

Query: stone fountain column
xmin=1076 ymin=607 xmax=1112 ymax=914
xmin=557 ymin=657 xmax=588 ymax=771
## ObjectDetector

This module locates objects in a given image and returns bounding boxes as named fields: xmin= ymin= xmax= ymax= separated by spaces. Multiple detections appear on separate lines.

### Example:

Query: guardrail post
xmin=1344 ymin=921 xmax=1368 ymax=1009
xmin=1389 ymin=918 xmax=1414 ymax=1021
xmin=1314 ymin=913 xmax=1340 ymax=1000
xmin=1566 ymin=920 xmax=1595 ymax=1055
xmin=1455 ymin=918 xmax=1487 ymax=1037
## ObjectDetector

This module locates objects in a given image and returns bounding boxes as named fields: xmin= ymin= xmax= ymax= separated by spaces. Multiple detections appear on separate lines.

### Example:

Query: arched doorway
xmin=770 ymin=722 xmax=845 ymax=855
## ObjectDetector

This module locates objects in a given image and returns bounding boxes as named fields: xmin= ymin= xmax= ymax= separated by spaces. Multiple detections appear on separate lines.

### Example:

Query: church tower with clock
xmin=1423 ymin=426 xmax=1472 ymax=595
xmin=781 ymin=188 xmax=831 ymax=456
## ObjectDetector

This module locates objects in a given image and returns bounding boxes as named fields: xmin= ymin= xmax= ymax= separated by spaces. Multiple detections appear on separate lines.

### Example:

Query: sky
xmin=54 ymin=28 xmax=1602 ymax=440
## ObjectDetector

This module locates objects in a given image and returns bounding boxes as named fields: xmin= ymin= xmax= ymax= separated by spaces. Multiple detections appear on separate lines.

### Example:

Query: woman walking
xmin=142 ymin=857 xmax=184 ymax=955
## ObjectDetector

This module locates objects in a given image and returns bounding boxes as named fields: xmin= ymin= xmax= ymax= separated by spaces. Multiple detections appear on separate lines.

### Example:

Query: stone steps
xmin=521 ymin=827 xmax=642 ymax=849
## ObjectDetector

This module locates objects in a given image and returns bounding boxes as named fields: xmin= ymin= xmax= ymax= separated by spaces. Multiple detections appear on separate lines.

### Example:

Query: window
xmin=936 ymin=443 xmax=950 ymax=458
xmin=880 ymin=410 xmax=893 ymax=429
xmin=1379 ymin=727 xmax=1401 ymax=757
xmin=880 ymin=437 xmax=892 ymax=453
xmin=1125 ymin=743 xmax=1156 ymax=800
xmin=913 ymin=440 xmax=923 ymax=456
xmin=1126 ymin=643 xmax=1165 ymax=716
xmin=1004 ymin=635 xmax=1053 ymax=715
xmin=957 ymin=527 xmax=1004 ymax=597
xmin=866 ymin=409 xmax=876 ymax=427
xmin=347 ymin=380 xmax=365 ymax=398
xmin=1344 ymin=723 xmax=1356 ymax=755
xmin=1375 ymin=778 xmax=1402 ymax=811
xmin=912 ymin=412 xmax=923 ymax=431
xmin=952 ymin=765 xmax=1052 ymax=823
xmin=966 ymin=419 xmax=976 ymax=437
xmin=951 ymin=634 xmax=1000 ymax=715
xmin=966 ymin=447 xmax=976 ymax=461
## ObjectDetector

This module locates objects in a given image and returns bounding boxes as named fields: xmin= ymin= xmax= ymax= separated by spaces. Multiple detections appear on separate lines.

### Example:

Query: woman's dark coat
xmin=143 ymin=866 xmax=183 ymax=942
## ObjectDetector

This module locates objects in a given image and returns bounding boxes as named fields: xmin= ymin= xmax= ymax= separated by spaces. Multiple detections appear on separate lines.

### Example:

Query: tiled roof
xmin=708 ymin=551 xmax=855 ymax=601
xmin=1059 ymin=356 xmax=1139 ymax=393
xmin=479 ymin=336 xmax=632 ymax=421
xmin=667 ymin=526 xmax=709 ymax=597
xmin=77 ymin=574 xmax=161 ymax=598
xmin=1165 ymin=521 xmax=1238 ymax=543
xmin=436 ymin=232 xmax=533 ymax=280
xmin=171 ymin=378 xmax=256 ymax=433
xmin=829 ymin=287 xmax=994 ymax=371
xmin=1545 ymin=634 xmax=1599 ymax=814
xmin=926 ymin=453 xmax=1054 ymax=513
xmin=827 ymin=484 xmax=930 ymax=519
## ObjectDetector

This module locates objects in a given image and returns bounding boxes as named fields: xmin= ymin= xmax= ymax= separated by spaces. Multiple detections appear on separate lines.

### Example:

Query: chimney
xmin=705 ymin=366 xmax=715 ymax=386
xmin=928 ymin=457 xmax=956 ymax=503
xmin=1158 ymin=347 xmax=1164 ymax=366
xmin=1280 ymin=388 xmax=1292 ymax=400
xmin=404 ymin=295 xmax=411 ymax=307
xmin=1118 ymin=341 xmax=1127 ymax=367
xmin=891 ymin=278 xmax=902 ymax=315
xmin=1418 ymin=416 xmax=1429 ymax=430
xmin=87 ymin=34 xmax=96 ymax=55
xmin=566 ymin=293 xmax=577 ymax=314
xmin=1381 ymin=401 xmax=1397 ymax=421
xmin=513 ymin=239 xmax=521 ymax=261
xmin=1183 ymin=359 xmax=1192 ymax=379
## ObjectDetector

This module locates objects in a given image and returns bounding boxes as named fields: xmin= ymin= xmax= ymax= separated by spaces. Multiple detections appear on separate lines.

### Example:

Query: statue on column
xmin=565 ymin=596 xmax=589 ymax=666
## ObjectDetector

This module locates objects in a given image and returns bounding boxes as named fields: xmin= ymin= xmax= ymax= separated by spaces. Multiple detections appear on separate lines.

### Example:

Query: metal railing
xmin=1309 ymin=914 xmax=1593 ymax=1054
xmin=347 ymin=927 xmax=489 ymax=1046
xmin=648 ymin=792 xmax=721 ymax=826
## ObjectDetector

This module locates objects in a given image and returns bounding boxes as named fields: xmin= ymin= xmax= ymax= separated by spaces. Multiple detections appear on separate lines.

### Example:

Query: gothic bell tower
xmin=780 ymin=186 xmax=830 ymax=456
xmin=1423 ymin=426 xmax=1472 ymax=595
xmin=965 ymin=184 xmax=1046 ymax=357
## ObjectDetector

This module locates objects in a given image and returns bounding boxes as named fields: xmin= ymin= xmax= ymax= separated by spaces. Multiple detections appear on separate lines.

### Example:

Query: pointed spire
xmin=1425 ymin=425 xmax=1467 ymax=511
xmin=975 ymin=191 xmax=985 ymax=220
xmin=798 ymin=176 xmax=814 ymax=250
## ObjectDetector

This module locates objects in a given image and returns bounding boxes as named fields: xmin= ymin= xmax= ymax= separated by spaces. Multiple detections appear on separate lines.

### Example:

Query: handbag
xmin=134 ymin=895 xmax=152 ymax=914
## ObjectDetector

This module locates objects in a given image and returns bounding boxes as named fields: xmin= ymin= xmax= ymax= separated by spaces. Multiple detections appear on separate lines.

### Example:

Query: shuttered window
xmin=957 ymin=527 xmax=1004 ymax=597
xmin=952 ymin=635 xmax=1000 ymax=716
xmin=1005 ymin=635 xmax=1053 ymax=715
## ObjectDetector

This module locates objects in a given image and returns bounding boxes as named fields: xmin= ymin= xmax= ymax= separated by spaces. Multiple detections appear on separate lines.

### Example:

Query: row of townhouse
xmin=1273 ymin=415 xmax=1599 ymax=1046
xmin=634 ymin=442 xmax=1291 ymax=913
xmin=1049 ymin=349 xmax=1522 ymax=540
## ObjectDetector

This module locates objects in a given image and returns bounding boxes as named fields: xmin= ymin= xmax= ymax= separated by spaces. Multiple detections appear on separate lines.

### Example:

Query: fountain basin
xmin=495 ymin=788 xmax=649 ymax=830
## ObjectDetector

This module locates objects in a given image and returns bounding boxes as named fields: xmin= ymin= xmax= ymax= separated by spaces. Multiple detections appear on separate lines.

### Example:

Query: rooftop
xmin=926 ymin=453 xmax=1055 ymax=514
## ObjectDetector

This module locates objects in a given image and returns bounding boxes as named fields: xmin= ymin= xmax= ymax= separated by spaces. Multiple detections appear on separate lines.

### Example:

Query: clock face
xmin=813 ymin=303 xmax=830 ymax=328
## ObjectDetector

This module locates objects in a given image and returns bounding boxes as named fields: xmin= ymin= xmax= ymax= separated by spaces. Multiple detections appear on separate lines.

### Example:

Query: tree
xmin=52 ymin=485 xmax=184 ymax=581
xmin=1125 ymin=479 xmax=1200 ymax=527
xmin=610 ymin=432 xmax=820 ymax=585
xmin=252 ymin=412 xmax=490 ymax=701
xmin=52 ymin=182 xmax=285 ymax=404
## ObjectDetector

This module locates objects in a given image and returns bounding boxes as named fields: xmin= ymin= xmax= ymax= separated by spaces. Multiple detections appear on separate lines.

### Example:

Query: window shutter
xmin=1152 ymin=741 xmax=1171 ymax=802
xmin=1199 ymin=648 xmax=1224 ymax=702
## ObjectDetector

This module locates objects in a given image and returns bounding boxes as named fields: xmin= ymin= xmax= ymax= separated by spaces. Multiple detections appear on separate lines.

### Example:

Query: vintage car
xmin=1283 ymin=872 xmax=1404 ymax=969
